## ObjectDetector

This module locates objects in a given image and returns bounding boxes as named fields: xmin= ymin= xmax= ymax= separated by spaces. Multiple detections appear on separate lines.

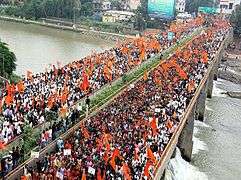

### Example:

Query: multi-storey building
xmin=176 ymin=0 xmax=186 ymax=13
xmin=217 ymin=0 xmax=241 ymax=14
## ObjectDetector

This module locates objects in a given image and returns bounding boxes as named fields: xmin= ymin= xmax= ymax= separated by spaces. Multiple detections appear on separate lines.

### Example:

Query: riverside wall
xmin=0 ymin=16 xmax=135 ymax=42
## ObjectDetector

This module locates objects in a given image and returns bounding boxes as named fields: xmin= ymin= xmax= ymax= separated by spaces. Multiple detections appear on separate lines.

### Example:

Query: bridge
xmin=154 ymin=29 xmax=233 ymax=179
xmin=4 ymin=26 xmax=233 ymax=180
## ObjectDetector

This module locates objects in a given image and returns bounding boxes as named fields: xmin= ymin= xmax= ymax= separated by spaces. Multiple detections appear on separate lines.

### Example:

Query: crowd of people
xmin=18 ymin=17 xmax=230 ymax=179
xmin=0 ymin=17 xmax=204 ymax=146
xmin=0 ymin=16 xmax=206 ymax=178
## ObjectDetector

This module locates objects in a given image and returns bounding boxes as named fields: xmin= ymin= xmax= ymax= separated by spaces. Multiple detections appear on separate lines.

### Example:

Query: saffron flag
xmin=27 ymin=71 xmax=33 ymax=80
xmin=82 ymin=127 xmax=90 ymax=139
xmin=17 ymin=81 xmax=25 ymax=94
xmin=122 ymin=163 xmax=131 ymax=180
xmin=150 ymin=117 xmax=158 ymax=136
xmin=143 ymin=160 xmax=152 ymax=178
xmin=147 ymin=148 xmax=157 ymax=165
xmin=81 ymin=71 xmax=90 ymax=91
xmin=109 ymin=157 xmax=116 ymax=171
xmin=0 ymin=140 xmax=6 ymax=150
xmin=60 ymin=107 xmax=67 ymax=118
xmin=81 ymin=170 xmax=86 ymax=180
xmin=187 ymin=80 xmax=195 ymax=93
xmin=97 ymin=168 xmax=105 ymax=180
xmin=47 ymin=96 xmax=54 ymax=109
xmin=143 ymin=70 xmax=148 ymax=81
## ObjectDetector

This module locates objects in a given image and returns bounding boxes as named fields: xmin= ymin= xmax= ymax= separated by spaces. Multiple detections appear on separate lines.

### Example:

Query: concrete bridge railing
xmin=154 ymin=29 xmax=233 ymax=179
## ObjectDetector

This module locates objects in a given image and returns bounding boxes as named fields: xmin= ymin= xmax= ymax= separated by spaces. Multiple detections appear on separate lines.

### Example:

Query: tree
xmin=22 ymin=0 xmax=45 ymax=19
xmin=185 ymin=0 xmax=215 ymax=13
xmin=134 ymin=0 xmax=148 ymax=31
xmin=0 ymin=41 xmax=16 ymax=78
xmin=230 ymin=5 xmax=241 ymax=35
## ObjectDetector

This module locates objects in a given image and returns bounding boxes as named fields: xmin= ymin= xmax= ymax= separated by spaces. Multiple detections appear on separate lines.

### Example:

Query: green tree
xmin=230 ymin=5 xmax=241 ymax=35
xmin=134 ymin=0 xmax=147 ymax=31
xmin=80 ymin=1 xmax=93 ymax=16
xmin=110 ymin=0 xmax=123 ymax=10
xmin=185 ymin=0 xmax=215 ymax=13
xmin=0 ymin=41 xmax=16 ymax=78
xmin=22 ymin=122 xmax=41 ymax=159
xmin=22 ymin=0 xmax=44 ymax=19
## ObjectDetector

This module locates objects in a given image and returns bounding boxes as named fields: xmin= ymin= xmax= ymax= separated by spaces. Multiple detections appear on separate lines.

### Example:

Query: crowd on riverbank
xmin=19 ymin=18 xmax=230 ymax=179
xmin=0 ymin=17 xmax=204 ymax=146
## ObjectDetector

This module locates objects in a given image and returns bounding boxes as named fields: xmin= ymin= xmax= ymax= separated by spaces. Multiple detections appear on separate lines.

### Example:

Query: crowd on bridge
xmin=16 ymin=18 xmax=230 ymax=179
xmin=0 ymin=17 xmax=204 ymax=149
xmin=0 ymin=16 xmax=207 ymax=177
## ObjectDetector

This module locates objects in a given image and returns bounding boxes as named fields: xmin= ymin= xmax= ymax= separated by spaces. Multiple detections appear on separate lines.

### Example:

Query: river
xmin=166 ymin=78 xmax=241 ymax=180
xmin=0 ymin=20 xmax=113 ymax=76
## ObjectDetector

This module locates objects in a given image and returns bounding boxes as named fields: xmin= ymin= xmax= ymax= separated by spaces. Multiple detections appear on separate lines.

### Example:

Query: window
xmin=229 ymin=3 xmax=233 ymax=9
xmin=220 ymin=5 xmax=228 ymax=9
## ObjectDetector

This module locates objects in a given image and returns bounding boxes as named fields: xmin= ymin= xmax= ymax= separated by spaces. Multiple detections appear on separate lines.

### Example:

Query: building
xmin=93 ymin=0 xmax=103 ymax=12
xmin=217 ymin=0 xmax=241 ymax=14
xmin=102 ymin=10 xmax=135 ymax=23
xmin=176 ymin=0 xmax=186 ymax=13
xmin=128 ymin=0 xmax=141 ymax=10
xmin=102 ymin=0 xmax=112 ymax=11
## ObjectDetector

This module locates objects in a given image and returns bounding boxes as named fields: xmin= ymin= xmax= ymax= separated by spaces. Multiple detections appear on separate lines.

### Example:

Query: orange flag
xmin=60 ymin=107 xmax=67 ymax=118
xmin=174 ymin=64 xmax=188 ymax=80
xmin=17 ymin=81 xmax=25 ymax=94
xmin=97 ymin=168 xmax=105 ymax=180
xmin=0 ymin=140 xmax=6 ymax=150
xmin=187 ymin=80 xmax=195 ymax=93
xmin=109 ymin=157 xmax=116 ymax=171
xmin=201 ymin=51 xmax=209 ymax=64
xmin=150 ymin=117 xmax=158 ymax=136
xmin=5 ymin=94 xmax=13 ymax=106
xmin=143 ymin=160 xmax=152 ymax=178
xmin=166 ymin=119 xmax=173 ymax=130
xmin=82 ymin=127 xmax=90 ymax=139
xmin=140 ymin=49 xmax=145 ymax=61
xmin=103 ymin=151 xmax=109 ymax=165
xmin=122 ymin=46 xmax=129 ymax=55
xmin=27 ymin=70 xmax=33 ymax=80
xmin=103 ymin=65 xmax=112 ymax=81
xmin=47 ymin=96 xmax=54 ymax=109
xmin=61 ymin=91 xmax=68 ymax=104
xmin=147 ymin=147 xmax=157 ymax=165
xmin=81 ymin=71 xmax=90 ymax=91
xmin=143 ymin=70 xmax=148 ymax=81
xmin=81 ymin=170 xmax=86 ymax=180
xmin=109 ymin=148 xmax=122 ymax=171
xmin=134 ymin=146 xmax=139 ymax=161
xmin=122 ymin=163 xmax=131 ymax=180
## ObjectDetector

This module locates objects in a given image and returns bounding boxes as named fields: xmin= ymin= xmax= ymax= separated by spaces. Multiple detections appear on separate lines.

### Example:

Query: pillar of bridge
xmin=160 ymin=169 xmax=166 ymax=180
xmin=207 ymin=68 xmax=214 ymax=99
xmin=196 ymin=85 xmax=207 ymax=121
xmin=171 ymin=147 xmax=176 ymax=159
xmin=177 ymin=105 xmax=195 ymax=162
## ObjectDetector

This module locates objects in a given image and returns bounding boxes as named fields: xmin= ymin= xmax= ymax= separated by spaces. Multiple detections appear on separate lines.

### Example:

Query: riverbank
xmin=0 ymin=19 xmax=114 ymax=75
xmin=0 ymin=15 xmax=135 ymax=42
xmin=218 ymin=51 xmax=241 ymax=98
xmin=192 ymin=78 xmax=241 ymax=180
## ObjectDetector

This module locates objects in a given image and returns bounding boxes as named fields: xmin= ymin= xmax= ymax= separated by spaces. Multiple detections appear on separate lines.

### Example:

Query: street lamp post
xmin=0 ymin=53 xmax=8 ymax=82
xmin=0 ymin=53 xmax=4 ymax=77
